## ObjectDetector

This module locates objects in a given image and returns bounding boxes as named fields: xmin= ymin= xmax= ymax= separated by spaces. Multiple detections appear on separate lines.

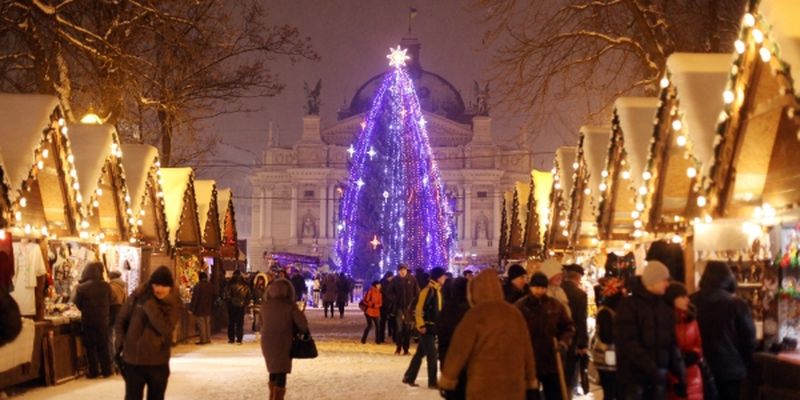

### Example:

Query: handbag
xmin=290 ymin=331 xmax=318 ymax=359
xmin=699 ymin=358 xmax=718 ymax=400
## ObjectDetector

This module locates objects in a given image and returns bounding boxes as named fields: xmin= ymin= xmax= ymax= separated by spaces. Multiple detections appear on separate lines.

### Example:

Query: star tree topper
xmin=387 ymin=46 xmax=410 ymax=68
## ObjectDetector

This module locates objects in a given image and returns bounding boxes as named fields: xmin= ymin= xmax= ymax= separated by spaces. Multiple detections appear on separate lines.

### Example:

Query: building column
xmin=319 ymin=183 xmax=327 ymax=239
xmin=252 ymin=186 xmax=262 ymax=239
xmin=492 ymin=187 xmax=500 ymax=245
xmin=464 ymin=184 xmax=472 ymax=243
xmin=264 ymin=188 xmax=273 ymax=238
xmin=289 ymin=185 xmax=298 ymax=239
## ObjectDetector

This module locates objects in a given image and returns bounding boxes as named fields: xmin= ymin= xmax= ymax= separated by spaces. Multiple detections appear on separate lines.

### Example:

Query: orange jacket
xmin=364 ymin=287 xmax=382 ymax=318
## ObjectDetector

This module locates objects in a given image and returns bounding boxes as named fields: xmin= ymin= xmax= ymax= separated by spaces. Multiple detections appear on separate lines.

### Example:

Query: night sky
xmin=200 ymin=1 xmax=576 ymax=237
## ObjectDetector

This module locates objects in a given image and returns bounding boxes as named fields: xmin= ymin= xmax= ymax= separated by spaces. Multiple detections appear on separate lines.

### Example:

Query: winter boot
xmin=274 ymin=386 xmax=286 ymax=400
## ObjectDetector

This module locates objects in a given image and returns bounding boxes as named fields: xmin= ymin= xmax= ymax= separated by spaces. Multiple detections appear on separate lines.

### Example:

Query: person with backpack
xmin=361 ymin=280 xmax=383 ymax=344
xmin=402 ymin=267 xmax=447 ymax=389
xmin=224 ymin=270 xmax=251 ymax=344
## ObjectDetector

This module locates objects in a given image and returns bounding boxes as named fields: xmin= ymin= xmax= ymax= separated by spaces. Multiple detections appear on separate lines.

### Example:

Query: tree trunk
xmin=158 ymin=109 xmax=172 ymax=166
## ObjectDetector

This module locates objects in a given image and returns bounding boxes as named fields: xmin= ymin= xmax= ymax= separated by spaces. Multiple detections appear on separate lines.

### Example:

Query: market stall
xmin=119 ymin=143 xmax=169 ymax=290
xmin=691 ymin=0 xmax=800 ymax=354
xmin=567 ymin=126 xmax=611 ymax=253
xmin=160 ymin=167 xmax=203 ymax=343
xmin=0 ymin=94 xmax=89 ymax=388
xmin=545 ymin=146 xmax=577 ymax=256
xmin=216 ymin=188 xmax=241 ymax=274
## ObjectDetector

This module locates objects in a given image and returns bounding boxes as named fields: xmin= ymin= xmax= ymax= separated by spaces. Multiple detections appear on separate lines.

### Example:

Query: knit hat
xmin=564 ymin=264 xmax=584 ymax=276
xmin=507 ymin=264 xmax=527 ymax=281
xmin=430 ymin=267 xmax=447 ymax=281
xmin=530 ymin=272 xmax=549 ymax=288
xmin=149 ymin=266 xmax=174 ymax=287
xmin=641 ymin=260 xmax=670 ymax=287
xmin=540 ymin=258 xmax=563 ymax=278
xmin=664 ymin=281 xmax=688 ymax=305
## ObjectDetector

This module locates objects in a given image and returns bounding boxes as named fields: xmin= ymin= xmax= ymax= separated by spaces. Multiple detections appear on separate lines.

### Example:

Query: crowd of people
xmin=342 ymin=254 xmax=757 ymax=400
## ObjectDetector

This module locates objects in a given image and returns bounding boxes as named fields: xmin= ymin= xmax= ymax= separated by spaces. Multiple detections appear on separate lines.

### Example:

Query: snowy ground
xmin=12 ymin=306 xmax=600 ymax=399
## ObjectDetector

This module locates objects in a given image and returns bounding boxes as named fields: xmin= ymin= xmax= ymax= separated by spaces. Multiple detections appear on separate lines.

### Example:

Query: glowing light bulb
xmin=367 ymin=147 xmax=377 ymax=159
xmin=672 ymin=120 xmax=683 ymax=131
xmin=636 ymin=202 xmax=645 ymax=211
xmin=386 ymin=46 xmax=410 ymax=68
xmin=601 ymin=170 xmax=609 ymax=178
xmin=676 ymin=135 xmax=687 ymax=147
xmin=759 ymin=47 xmax=771 ymax=62
xmin=599 ymin=183 xmax=607 ymax=192
xmin=584 ymin=188 xmax=591 ymax=196
xmin=752 ymin=29 xmax=764 ymax=44
xmin=19 ymin=197 xmax=27 ymax=208
xmin=631 ymin=211 xmax=640 ymax=219
xmin=686 ymin=167 xmax=697 ymax=178
xmin=621 ymin=171 xmax=631 ymax=180
xmin=743 ymin=13 xmax=755 ymax=27
xmin=67 ymin=154 xmax=74 ymax=163
xmin=347 ymin=145 xmax=355 ymax=157
xmin=642 ymin=171 xmax=652 ymax=181
xmin=660 ymin=77 xmax=670 ymax=88
xmin=723 ymin=90 xmax=735 ymax=104
xmin=42 ymin=149 xmax=49 ymax=159
xmin=572 ymin=162 xmax=579 ymax=170
xmin=697 ymin=196 xmax=707 ymax=207
xmin=734 ymin=40 xmax=746 ymax=54
xmin=671 ymin=234 xmax=682 ymax=244
xmin=37 ymin=160 xmax=44 ymax=170
xmin=356 ymin=178 xmax=365 ymax=188
xmin=634 ymin=219 xmax=643 ymax=229
xmin=638 ymin=185 xmax=648 ymax=195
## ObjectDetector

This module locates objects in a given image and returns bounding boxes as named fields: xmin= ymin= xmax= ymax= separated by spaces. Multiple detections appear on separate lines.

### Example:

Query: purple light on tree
xmin=335 ymin=47 xmax=453 ymax=280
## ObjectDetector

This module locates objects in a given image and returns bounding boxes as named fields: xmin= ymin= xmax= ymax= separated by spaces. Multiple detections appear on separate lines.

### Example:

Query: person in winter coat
xmin=614 ymin=261 xmax=686 ymax=400
xmin=517 ymin=272 xmax=575 ymax=400
xmin=115 ymin=266 xmax=182 ymax=400
xmin=224 ymin=270 xmax=251 ymax=344
xmin=251 ymin=275 xmax=267 ymax=332
xmin=0 ymin=287 xmax=21 ymax=347
xmin=190 ymin=272 xmax=216 ymax=345
xmin=335 ymin=272 xmax=350 ymax=318
xmin=439 ymin=270 xmax=538 ymax=400
xmin=290 ymin=270 xmax=306 ymax=309
xmin=436 ymin=277 xmax=470 ymax=400
xmin=321 ymin=273 xmax=338 ymax=318
xmin=403 ymin=267 xmax=447 ymax=389
xmin=690 ymin=261 xmax=756 ymax=400
xmin=378 ymin=271 xmax=395 ymax=344
xmin=503 ymin=263 xmax=529 ymax=303
xmin=389 ymin=263 xmax=419 ymax=355
xmin=73 ymin=261 xmax=113 ymax=378
xmin=592 ymin=277 xmax=625 ymax=400
xmin=664 ymin=282 xmax=703 ymax=400
xmin=562 ymin=264 xmax=589 ymax=394
xmin=260 ymin=278 xmax=309 ymax=400
xmin=361 ymin=280 xmax=383 ymax=344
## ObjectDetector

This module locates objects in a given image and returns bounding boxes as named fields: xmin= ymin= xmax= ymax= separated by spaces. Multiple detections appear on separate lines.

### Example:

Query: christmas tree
xmin=335 ymin=47 xmax=454 ymax=280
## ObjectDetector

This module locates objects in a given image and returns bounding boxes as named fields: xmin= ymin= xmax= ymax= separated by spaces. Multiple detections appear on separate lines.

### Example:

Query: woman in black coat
xmin=690 ymin=261 xmax=756 ymax=400
xmin=437 ymin=277 xmax=470 ymax=400
xmin=73 ymin=261 xmax=113 ymax=378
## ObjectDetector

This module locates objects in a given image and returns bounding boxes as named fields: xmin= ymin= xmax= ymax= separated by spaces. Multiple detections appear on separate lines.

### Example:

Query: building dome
xmin=337 ymin=35 xmax=471 ymax=124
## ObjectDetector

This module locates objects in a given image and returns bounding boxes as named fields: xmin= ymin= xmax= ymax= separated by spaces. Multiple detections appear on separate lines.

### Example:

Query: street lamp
xmin=80 ymin=107 xmax=103 ymax=124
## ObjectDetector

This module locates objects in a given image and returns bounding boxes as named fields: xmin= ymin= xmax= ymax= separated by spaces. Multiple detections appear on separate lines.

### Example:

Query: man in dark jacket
xmin=403 ymin=267 xmax=447 ymax=389
xmin=690 ymin=261 xmax=756 ymax=400
xmin=116 ymin=266 xmax=182 ymax=400
xmin=562 ymin=264 xmax=588 ymax=394
xmin=378 ymin=271 xmax=395 ymax=344
xmin=335 ymin=272 xmax=350 ymax=318
xmin=73 ymin=261 xmax=113 ymax=378
xmin=389 ymin=263 xmax=419 ymax=355
xmin=290 ymin=270 xmax=306 ymax=308
xmin=614 ymin=261 xmax=686 ymax=400
xmin=224 ymin=270 xmax=251 ymax=344
xmin=503 ymin=263 xmax=529 ymax=303
xmin=190 ymin=272 xmax=215 ymax=345
xmin=517 ymin=272 xmax=575 ymax=400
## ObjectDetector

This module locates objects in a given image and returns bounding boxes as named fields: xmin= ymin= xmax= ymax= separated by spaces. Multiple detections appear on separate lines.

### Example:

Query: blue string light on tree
xmin=334 ymin=46 xmax=454 ymax=280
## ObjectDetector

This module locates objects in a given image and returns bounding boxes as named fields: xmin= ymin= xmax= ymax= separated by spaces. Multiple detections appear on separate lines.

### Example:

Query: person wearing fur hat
xmin=115 ymin=265 xmax=183 ymax=400
xmin=73 ymin=261 xmax=113 ymax=378
xmin=614 ymin=261 xmax=686 ymax=400
xmin=403 ymin=267 xmax=447 ymax=389
xmin=516 ymin=272 xmax=575 ymax=400
xmin=503 ymin=263 xmax=529 ymax=303
xmin=439 ymin=270 xmax=538 ymax=399
xmin=664 ymin=282 xmax=704 ymax=400
xmin=540 ymin=258 xmax=571 ymax=314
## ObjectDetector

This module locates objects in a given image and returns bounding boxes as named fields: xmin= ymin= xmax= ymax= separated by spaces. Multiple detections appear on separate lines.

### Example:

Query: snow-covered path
xmin=16 ymin=306 xmax=600 ymax=399
xmin=16 ymin=307 xmax=441 ymax=399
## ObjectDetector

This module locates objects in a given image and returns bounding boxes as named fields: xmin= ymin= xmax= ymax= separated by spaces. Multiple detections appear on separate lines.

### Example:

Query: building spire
xmin=408 ymin=7 xmax=417 ymax=33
